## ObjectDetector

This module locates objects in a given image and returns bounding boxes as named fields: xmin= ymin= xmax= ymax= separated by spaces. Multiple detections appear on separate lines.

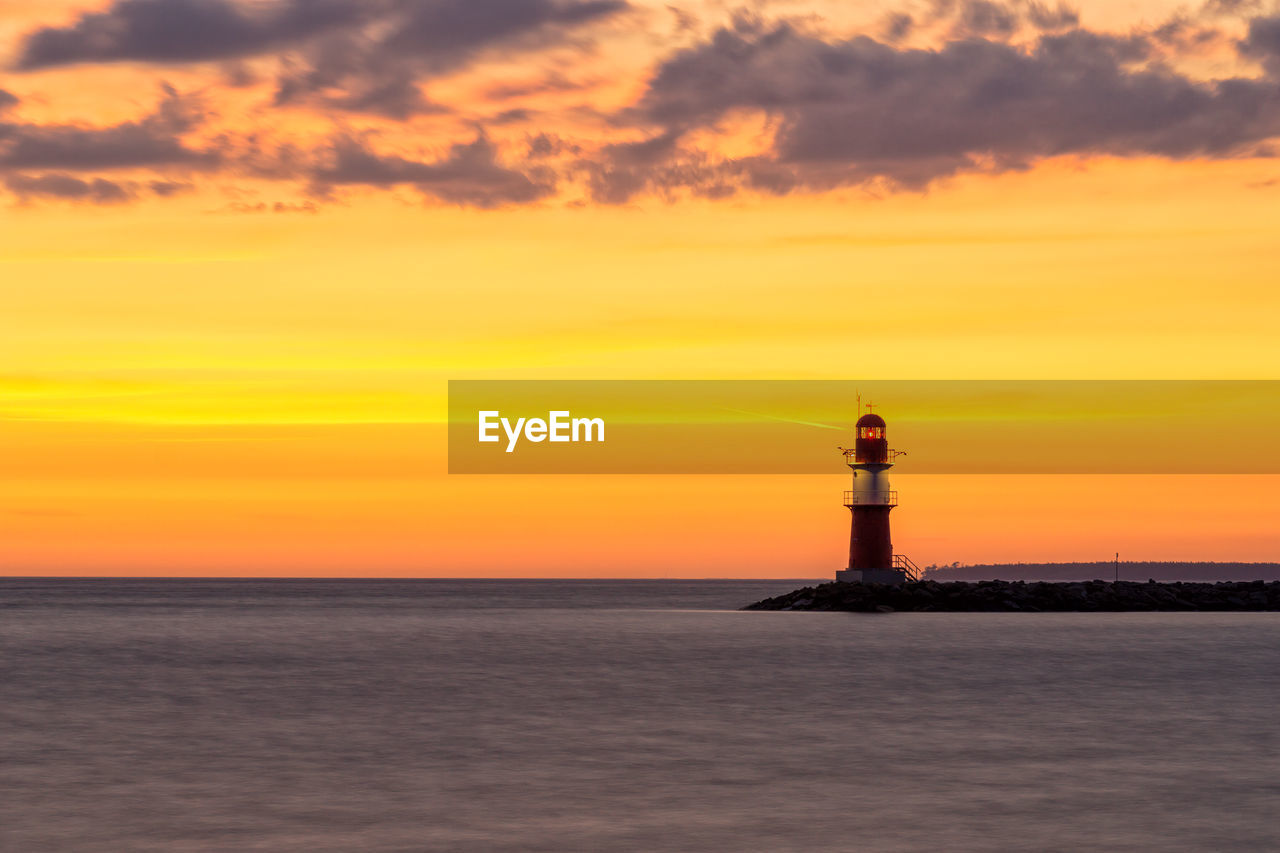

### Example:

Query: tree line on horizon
xmin=921 ymin=561 xmax=1280 ymax=582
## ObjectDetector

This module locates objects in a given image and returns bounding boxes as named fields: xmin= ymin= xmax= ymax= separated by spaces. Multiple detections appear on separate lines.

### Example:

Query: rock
xmin=741 ymin=579 xmax=1280 ymax=613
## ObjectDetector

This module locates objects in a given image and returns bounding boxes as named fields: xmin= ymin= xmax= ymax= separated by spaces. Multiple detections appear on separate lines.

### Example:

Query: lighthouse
xmin=835 ymin=408 xmax=917 ymax=584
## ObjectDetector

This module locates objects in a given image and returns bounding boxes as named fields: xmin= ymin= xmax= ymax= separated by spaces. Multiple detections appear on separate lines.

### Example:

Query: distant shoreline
xmin=922 ymin=562 xmax=1280 ymax=583
xmin=744 ymin=579 xmax=1280 ymax=612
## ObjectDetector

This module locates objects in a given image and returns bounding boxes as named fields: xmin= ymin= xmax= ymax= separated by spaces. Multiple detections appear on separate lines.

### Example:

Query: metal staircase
xmin=892 ymin=554 xmax=922 ymax=581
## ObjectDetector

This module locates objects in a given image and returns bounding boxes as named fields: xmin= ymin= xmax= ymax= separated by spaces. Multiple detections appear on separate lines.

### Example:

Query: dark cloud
xmin=149 ymin=179 xmax=194 ymax=196
xmin=1203 ymin=0 xmax=1263 ymax=17
xmin=0 ymin=88 xmax=210 ymax=172
xmin=1151 ymin=19 xmax=1222 ymax=53
xmin=1241 ymin=15 xmax=1280 ymax=75
xmin=490 ymin=108 xmax=535 ymax=124
xmin=220 ymin=61 xmax=260 ymax=88
xmin=667 ymin=4 xmax=699 ymax=33
xmin=584 ymin=128 xmax=734 ymax=202
xmin=13 ymin=0 xmax=628 ymax=120
xmin=904 ymin=0 xmax=1079 ymax=38
xmin=0 ymin=122 xmax=205 ymax=171
xmin=312 ymin=133 xmax=556 ymax=206
xmin=597 ymin=20 xmax=1280 ymax=200
xmin=484 ymin=71 xmax=600 ymax=102
xmin=272 ymin=0 xmax=629 ymax=117
xmin=329 ymin=80 xmax=442 ymax=119
xmin=1025 ymin=2 xmax=1079 ymax=30
xmin=4 ymin=171 xmax=197 ymax=205
xmin=586 ymin=155 xmax=733 ymax=204
xmin=270 ymin=36 xmax=440 ymax=119
xmin=5 ymin=173 xmax=132 ymax=203
xmin=381 ymin=0 xmax=626 ymax=60
xmin=957 ymin=1 xmax=1020 ymax=37
xmin=9 ymin=4 xmax=1280 ymax=210
xmin=526 ymin=133 xmax=580 ymax=158
xmin=882 ymin=13 xmax=914 ymax=42
xmin=16 ymin=0 xmax=371 ymax=69
xmin=223 ymin=200 xmax=319 ymax=213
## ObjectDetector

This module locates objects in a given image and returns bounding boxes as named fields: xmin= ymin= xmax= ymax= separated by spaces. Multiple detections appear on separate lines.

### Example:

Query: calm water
xmin=3 ymin=579 xmax=1279 ymax=852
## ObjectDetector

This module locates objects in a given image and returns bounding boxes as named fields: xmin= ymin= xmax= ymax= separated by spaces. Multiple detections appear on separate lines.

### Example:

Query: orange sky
xmin=1 ymin=0 xmax=1278 ymax=575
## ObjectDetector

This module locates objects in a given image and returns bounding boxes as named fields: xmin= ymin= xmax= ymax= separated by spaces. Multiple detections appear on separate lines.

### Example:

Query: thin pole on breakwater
xmin=1115 ymin=552 xmax=1119 ymax=583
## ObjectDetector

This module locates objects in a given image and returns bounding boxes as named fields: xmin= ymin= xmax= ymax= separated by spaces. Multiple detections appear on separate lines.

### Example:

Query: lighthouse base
xmin=836 ymin=568 xmax=908 ymax=585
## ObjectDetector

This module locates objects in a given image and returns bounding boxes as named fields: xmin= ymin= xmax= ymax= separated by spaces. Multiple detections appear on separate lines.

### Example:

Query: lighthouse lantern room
xmin=835 ymin=407 xmax=918 ymax=584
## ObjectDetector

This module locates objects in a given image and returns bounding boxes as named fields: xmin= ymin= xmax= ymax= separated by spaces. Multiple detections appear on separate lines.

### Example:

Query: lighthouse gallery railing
xmin=842 ymin=490 xmax=898 ymax=507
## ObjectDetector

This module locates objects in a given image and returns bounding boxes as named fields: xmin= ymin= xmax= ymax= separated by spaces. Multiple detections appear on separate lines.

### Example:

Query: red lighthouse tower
xmin=836 ymin=408 xmax=917 ymax=584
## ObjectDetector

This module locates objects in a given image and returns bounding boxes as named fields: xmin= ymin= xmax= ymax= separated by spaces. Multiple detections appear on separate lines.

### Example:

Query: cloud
xmin=956 ymin=1 xmax=1021 ymax=37
xmin=221 ymin=200 xmax=319 ymax=213
xmin=380 ymin=0 xmax=627 ymax=61
xmin=900 ymin=0 xmax=1080 ymax=38
xmin=595 ymin=19 xmax=1280 ymax=200
xmin=272 ymin=0 xmax=629 ymax=117
xmin=4 ymin=172 xmax=196 ymax=205
xmin=5 ymin=173 xmax=132 ymax=203
xmin=274 ymin=59 xmax=444 ymax=120
xmin=526 ymin=133 xmax=581 ymax=158
xmin=13 ymin=0 xmax=629 ymax=120
xmin=881 ymin=13 xmax=914 ymax=42
xmin=1025 ymin=2 xmax=1080 ymax=30
xmin=312 ymin=133 xmax=556 ymax=206
xmin=1203 ymin=0 xmax=1264 ymax=17
xmin=149 ymin=179 xmax=194 ymax=196
xmin=483 ymin=71 xmax=601 ymax=102
xmin=16 ymin=0 xmax=370 ymax=69
xmin=0 ymin=88 xmax=211 ymax=172
xmin=8 ymin=4 xmax=1280 ymax=209
xmin=270 ymin=35 xmax=453 ymax=119
xmin=1241 ymin=15 xmax=1280 ymax=75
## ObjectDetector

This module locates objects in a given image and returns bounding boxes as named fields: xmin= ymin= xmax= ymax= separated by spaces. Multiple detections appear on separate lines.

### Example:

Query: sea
xmin=3 ymin=579 xmax=1278 ymax=852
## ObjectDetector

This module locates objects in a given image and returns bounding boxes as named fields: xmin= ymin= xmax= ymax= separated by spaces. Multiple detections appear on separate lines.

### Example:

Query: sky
xmin=1 ymin=0 xmax=1279 ymax=576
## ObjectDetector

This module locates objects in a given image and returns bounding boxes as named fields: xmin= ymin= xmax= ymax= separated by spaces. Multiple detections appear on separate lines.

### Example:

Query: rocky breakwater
xmin=743 ymin=579 xmax=1280 ymax=612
